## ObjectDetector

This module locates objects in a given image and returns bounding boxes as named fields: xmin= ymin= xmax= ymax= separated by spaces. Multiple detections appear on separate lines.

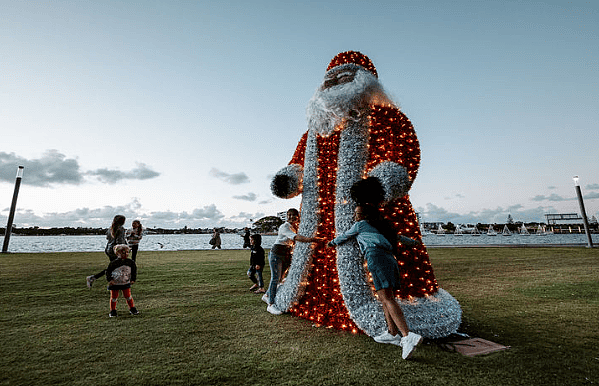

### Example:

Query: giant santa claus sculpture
xmin=270 ymin=51 xmax=461 ymax=339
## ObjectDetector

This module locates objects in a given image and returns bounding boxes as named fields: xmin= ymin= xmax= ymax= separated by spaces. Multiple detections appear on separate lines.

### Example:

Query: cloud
xmin=233 ymin=192 xmax=258 ymax=201
xmin=86 ymin=162 xmax=160 ymax=184
xmin=189 ymin=205 xmax=225 ymax=220
xmin=1 ymin=150 xmax=83 ymax=186
xmin=416 ymin=203 xmax=558 ymax=224
xmin=530 ymin=193 xmax=574 ymax=202
xmin=583 ymin=192 xmax=599 ymax=200
xmin=444 ymin=193 xmax=465 ymax=200
xmin=209 ymin=168 xmax=249 ymax=185
xmin=531 ymin=188 xmax=599 ymax=202
xmin=150 ymin=205 xmax=226 ymax=223
xmin=2 ymin=200 xmax=266 ymax=228
xmin=6 ymin=200 xmax=146 ymax=228
xmin=0 ymin=151 xmax=160 ymax=186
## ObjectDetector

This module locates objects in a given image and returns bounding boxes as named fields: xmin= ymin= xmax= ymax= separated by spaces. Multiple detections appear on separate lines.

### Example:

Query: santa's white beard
xmin=306 ymin=70 xmax=395 ymax=136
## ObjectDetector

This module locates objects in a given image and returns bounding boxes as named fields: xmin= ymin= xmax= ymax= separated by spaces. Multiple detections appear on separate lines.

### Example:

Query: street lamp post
xmin=2 ymin=166 xmax=24 ymax=253
xmin=573 ymin=175 xmax=593 ymax=248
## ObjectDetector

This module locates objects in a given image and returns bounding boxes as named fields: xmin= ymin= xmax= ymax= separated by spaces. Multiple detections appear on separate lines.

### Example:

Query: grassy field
xmin=1 ymin=247 xmax=597 ymax=385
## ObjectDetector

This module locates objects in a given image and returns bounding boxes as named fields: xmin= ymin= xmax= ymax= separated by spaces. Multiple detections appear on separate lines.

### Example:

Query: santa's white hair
xmin=306 ymin=64 xmax=396 ymax=136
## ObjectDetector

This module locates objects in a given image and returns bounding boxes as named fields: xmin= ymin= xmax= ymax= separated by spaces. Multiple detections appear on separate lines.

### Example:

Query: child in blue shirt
xmin=328 ymin=204 xmax=422 ymax=359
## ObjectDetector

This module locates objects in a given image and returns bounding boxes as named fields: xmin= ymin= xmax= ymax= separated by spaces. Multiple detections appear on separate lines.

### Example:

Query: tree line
xmin=1 ymin=216 xmax=285 ymax=236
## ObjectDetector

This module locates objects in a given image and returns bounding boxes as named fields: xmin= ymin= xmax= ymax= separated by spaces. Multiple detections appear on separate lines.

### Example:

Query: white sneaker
xmin=267 ymin=304 xmax=282 ymax=315
xmin=261 ymin=294 xmax=269 ymax=304
xmin=86 ymin=275 xmax=95 ymax=289
xmin=373 ymin=331 xmax=402 ymax=346
xmin=401 ymin=332 xmax=423 ymax=359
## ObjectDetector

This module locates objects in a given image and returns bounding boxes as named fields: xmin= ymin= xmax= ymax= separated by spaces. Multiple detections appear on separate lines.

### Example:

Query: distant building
xmin=544 ymin=213 xmax=582 ymax=225
xmin=544 ymin=213 xmax=598 ymax=233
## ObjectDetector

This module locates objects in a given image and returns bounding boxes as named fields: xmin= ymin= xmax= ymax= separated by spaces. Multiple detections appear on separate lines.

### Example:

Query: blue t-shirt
xmin=330 ymin=220 xmax=393 ymax=253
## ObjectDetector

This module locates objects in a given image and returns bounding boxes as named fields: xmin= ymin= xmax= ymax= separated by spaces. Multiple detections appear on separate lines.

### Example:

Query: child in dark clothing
xmin=247 ymin=234 xmax=266 ymax=294
xmin=106 ymin=244 xmax=139 ymax=317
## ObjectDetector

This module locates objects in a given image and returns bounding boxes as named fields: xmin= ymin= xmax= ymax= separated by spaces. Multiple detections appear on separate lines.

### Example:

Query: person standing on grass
xmin=263 ymin=208 xmax=323 ymax=315
xmin=242 ymin=227 xmax=251 ymax=249
xmin=247 ymin=234 xmax=266 ymax=294
xmin=327 ymin=204 xmax=423 ymax=359
xmin=87 ymin=215 xmax=127 ymax=288
xmin=106 ymin=244 xmax=139 ymax=317
xmin=126 ymin=220 xmax=143 ymax=262
xmin=210 ymin=228 xmax=222 ymax=249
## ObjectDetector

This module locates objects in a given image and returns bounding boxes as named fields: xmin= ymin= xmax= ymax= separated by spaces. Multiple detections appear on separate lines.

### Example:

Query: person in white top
xmin=264 ymin=208 xmax=323 ymax=315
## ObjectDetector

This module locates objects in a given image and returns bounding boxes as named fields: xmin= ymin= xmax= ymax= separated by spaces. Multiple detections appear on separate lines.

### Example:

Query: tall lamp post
xmin=2 ymin=166 xmax=24 ymax=253
xmin=573 ymin=175 xmax=593 ymax=248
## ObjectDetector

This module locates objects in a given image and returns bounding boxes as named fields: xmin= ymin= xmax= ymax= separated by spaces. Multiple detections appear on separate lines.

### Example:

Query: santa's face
xmin=306 ymin=64 xmax=389 ymax=136
xmin=322 ymin=66 xmax=359 ymax=90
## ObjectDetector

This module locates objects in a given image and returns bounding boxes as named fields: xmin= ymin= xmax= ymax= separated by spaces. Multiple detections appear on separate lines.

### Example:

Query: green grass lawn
xmin=1 ymin=247 xmax=597 ymax=385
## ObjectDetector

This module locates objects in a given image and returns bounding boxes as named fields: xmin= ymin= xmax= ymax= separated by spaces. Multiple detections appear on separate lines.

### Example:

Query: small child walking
xmin=106 ymin=244 xmax=139 ymax=317
xmin=247 ymin=234 xmax=266 ymax=294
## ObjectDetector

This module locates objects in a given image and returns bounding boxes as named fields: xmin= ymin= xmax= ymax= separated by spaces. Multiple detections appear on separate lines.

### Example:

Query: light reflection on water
xmin=3 ymin=232 xmax=598 ymax=253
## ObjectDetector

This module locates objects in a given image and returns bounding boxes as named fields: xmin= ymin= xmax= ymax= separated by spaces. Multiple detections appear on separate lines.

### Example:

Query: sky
xmin=1 ymin=0 xmax=598 ymax=229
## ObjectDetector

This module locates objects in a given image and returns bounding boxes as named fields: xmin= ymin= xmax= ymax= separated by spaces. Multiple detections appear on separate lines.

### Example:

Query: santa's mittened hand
xmin=272 ymin=174 xmax=292 ymax=197
xmin=271 ymin=164 xmax=303 ymax=199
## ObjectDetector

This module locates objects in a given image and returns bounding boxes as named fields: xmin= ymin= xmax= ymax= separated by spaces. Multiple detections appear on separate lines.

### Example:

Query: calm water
xmin=3 ymin=232 xmax=598 ymax=253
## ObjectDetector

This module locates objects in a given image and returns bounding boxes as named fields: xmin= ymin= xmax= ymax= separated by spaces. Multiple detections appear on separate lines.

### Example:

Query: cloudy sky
xmin=1 ymin=0 xmax=598 ymax=229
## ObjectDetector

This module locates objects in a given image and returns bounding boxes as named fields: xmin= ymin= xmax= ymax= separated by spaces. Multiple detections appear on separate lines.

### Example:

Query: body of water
xmin=2 ymin=232 xmax=598 ymax=253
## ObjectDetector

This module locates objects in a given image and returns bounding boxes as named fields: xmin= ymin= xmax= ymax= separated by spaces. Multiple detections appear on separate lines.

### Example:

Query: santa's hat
xmin=326 ymin=51 xmax=378 ymax=78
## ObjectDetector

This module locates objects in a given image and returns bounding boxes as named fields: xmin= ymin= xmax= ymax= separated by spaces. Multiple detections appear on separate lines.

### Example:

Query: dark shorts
xmin=364 ymin=248 xmax=400 ymax=291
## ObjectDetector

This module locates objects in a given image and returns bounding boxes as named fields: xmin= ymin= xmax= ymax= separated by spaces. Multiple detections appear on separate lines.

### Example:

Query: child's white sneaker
xmin=401 ymin=332 xmax=423 ymax=359
xmin=267 ymin=304 xmax=282 ymax=315
xmin=373 ymin=331 xmax=402 ymax=346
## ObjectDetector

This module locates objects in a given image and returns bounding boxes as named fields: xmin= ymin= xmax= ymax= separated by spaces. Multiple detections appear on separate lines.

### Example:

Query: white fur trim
xmin=368 ymin=161 xmax=411 ymax=202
